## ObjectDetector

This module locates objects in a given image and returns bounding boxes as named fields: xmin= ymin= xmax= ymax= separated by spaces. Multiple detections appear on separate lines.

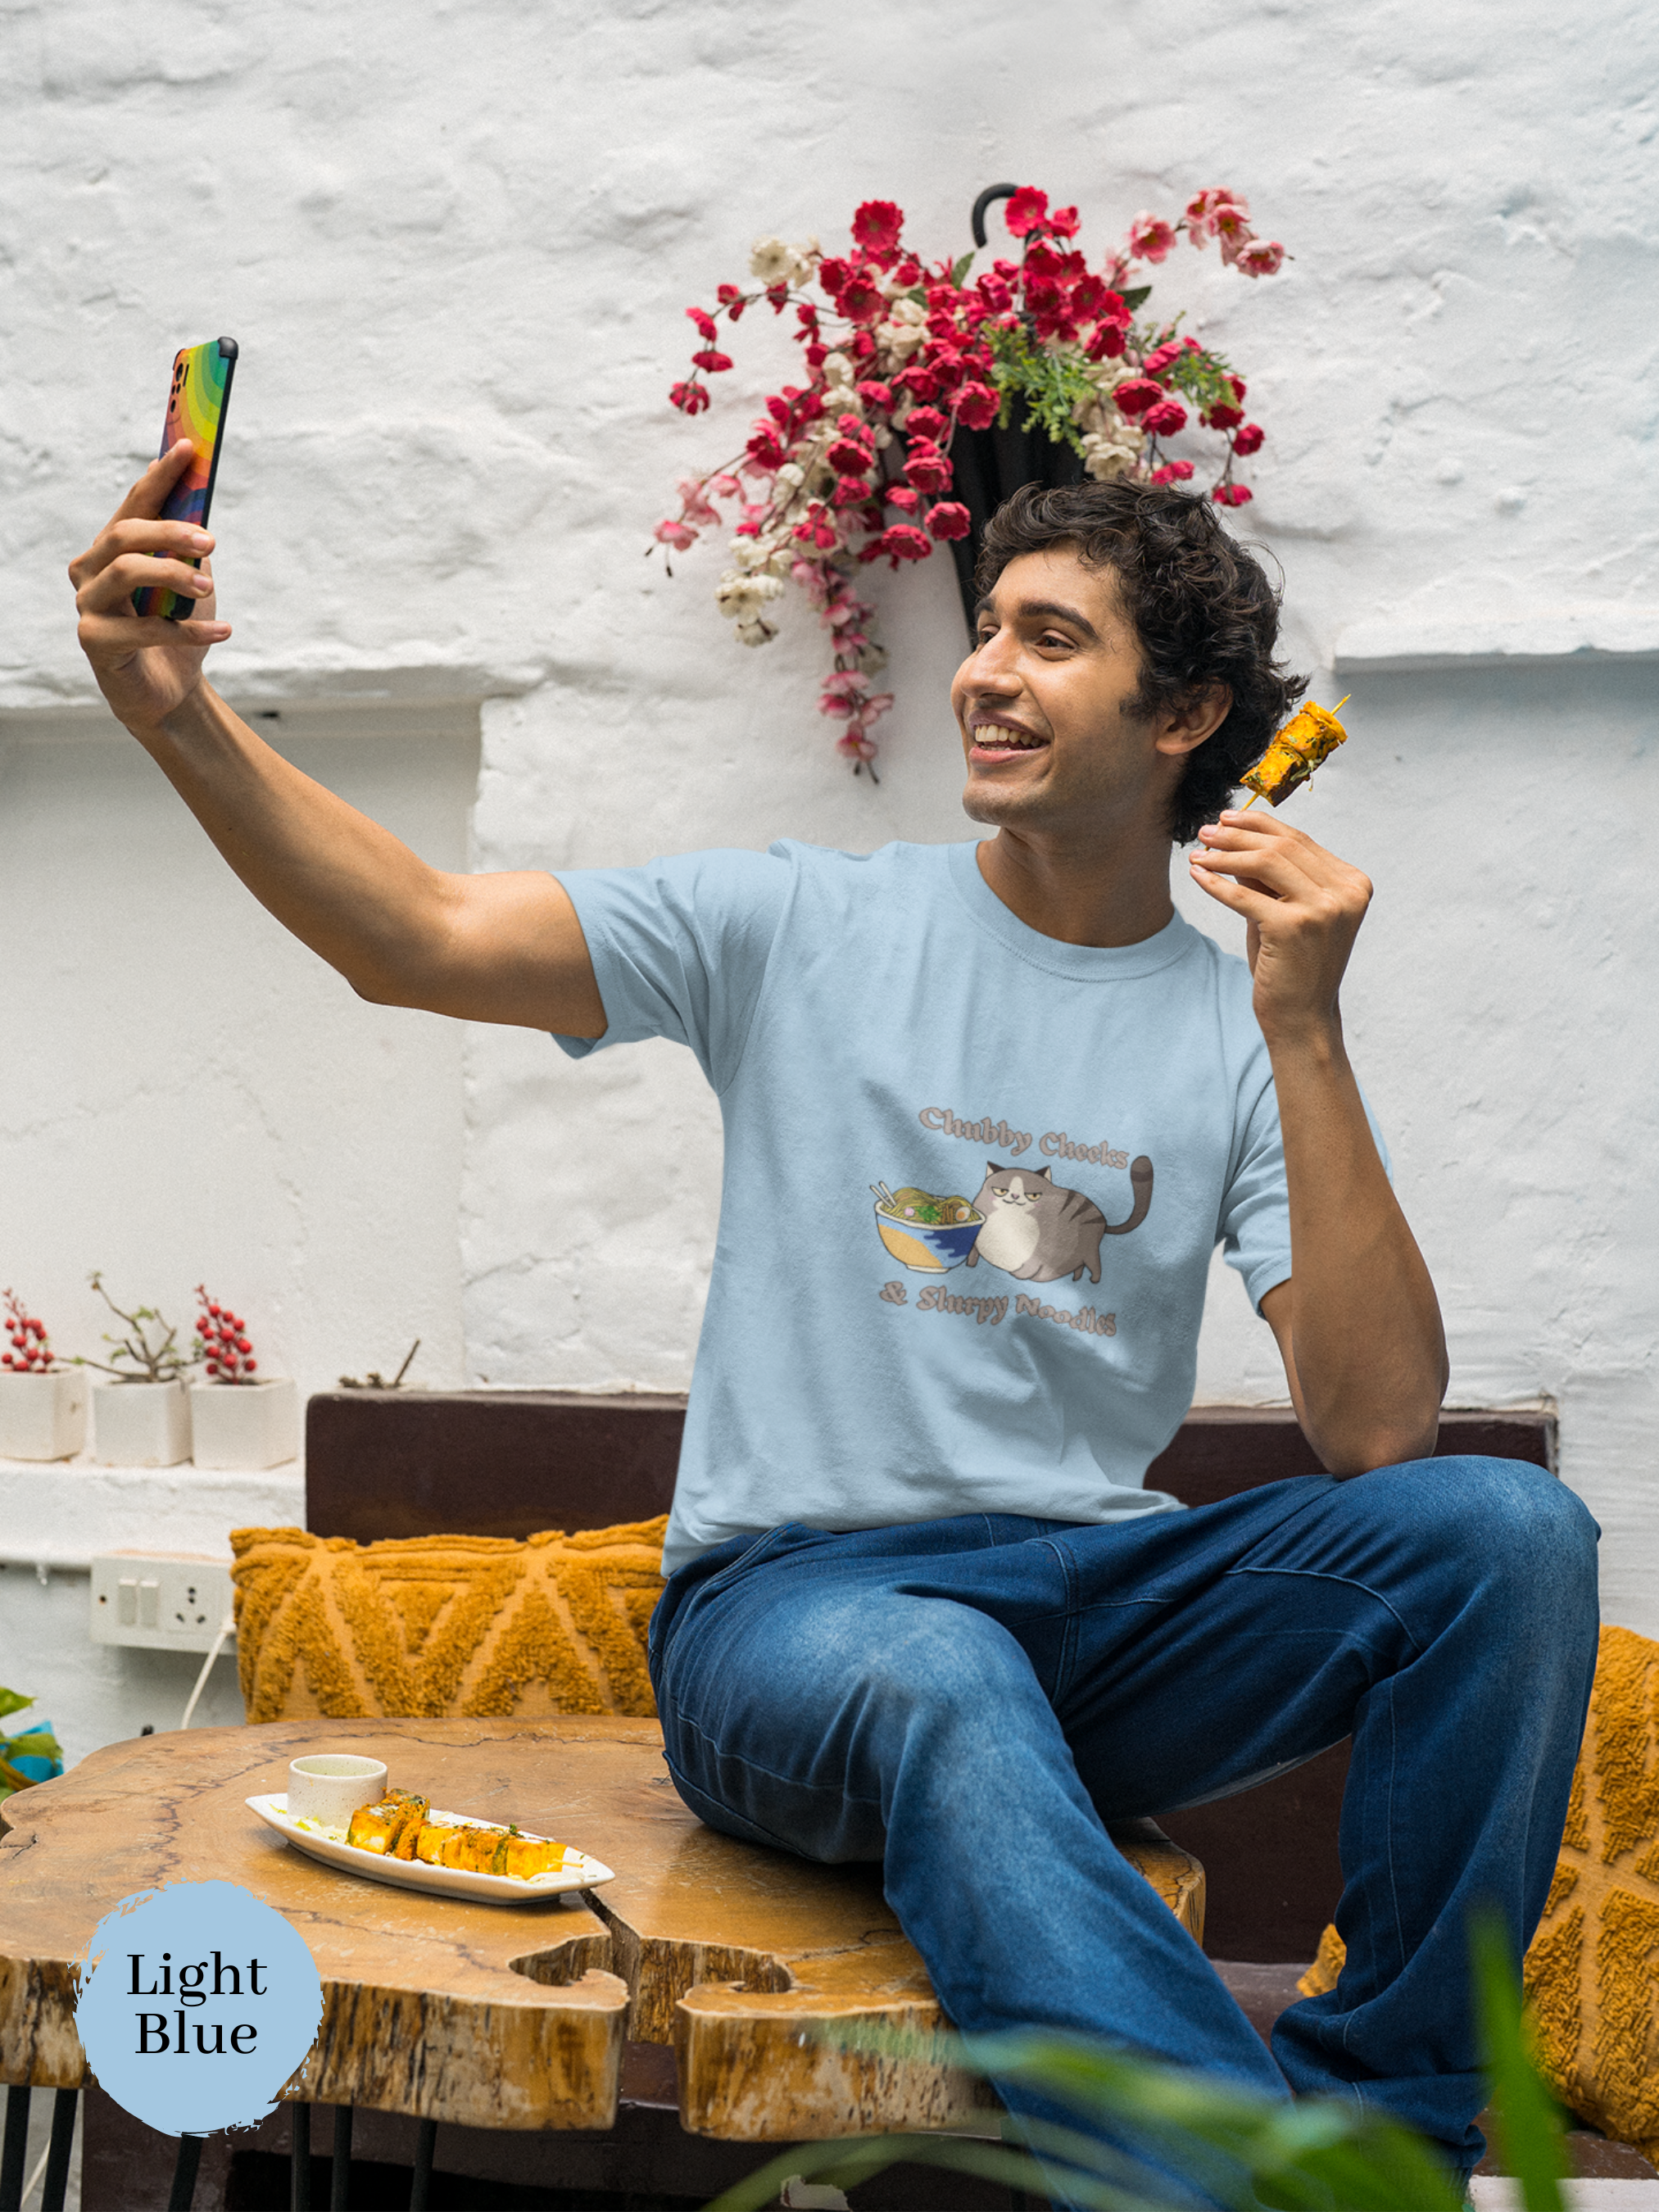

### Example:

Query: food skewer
xmin=1239 ymin=696 xmax=1351 ymax=810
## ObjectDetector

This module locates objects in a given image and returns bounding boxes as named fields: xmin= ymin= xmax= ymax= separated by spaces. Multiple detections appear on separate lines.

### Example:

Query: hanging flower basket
xmin=654 ymin=181 xmax=1285 ymax=775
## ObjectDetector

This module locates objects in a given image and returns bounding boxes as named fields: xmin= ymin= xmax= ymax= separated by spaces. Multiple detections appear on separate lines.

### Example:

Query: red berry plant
xmin=653 ymin=184 xmax=1285 ymax=777
xmin=195 ymin=1289 xmax=259 ymax=1384
xmin=2 ymin=1290 xmax=53 ymax=1372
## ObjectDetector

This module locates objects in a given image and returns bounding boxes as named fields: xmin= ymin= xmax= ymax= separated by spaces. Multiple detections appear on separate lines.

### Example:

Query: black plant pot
xmin=943 ymin=420 xmax=1086 ymax=643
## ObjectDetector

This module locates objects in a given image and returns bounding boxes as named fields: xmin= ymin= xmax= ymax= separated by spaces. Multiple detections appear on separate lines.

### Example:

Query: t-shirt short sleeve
xmin=551 ymin=847 xmax=793 ymax=1093
xmin=1217 ymin=1069 xmax=1393 ymax=1313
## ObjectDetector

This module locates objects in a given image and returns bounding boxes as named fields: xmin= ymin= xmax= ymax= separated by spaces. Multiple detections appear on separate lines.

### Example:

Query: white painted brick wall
xmin=2 ymin=0 xmax=1655 ymax=1756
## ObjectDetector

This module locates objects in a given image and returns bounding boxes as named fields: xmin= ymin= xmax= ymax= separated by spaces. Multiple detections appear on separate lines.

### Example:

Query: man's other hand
xmin=70 ymin=442 xmax=233 ymax=735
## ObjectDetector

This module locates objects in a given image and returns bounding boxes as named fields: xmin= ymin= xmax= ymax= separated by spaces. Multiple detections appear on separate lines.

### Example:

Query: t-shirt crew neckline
xmin=946 ymin=840 xmax=1199 ymax=984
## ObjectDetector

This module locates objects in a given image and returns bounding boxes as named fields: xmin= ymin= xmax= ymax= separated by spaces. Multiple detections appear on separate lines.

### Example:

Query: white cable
xmin=180 ymin=1610 xmax=237 ymax=1730
xmin=20 ymin=2140 xmax=49 ymax=2208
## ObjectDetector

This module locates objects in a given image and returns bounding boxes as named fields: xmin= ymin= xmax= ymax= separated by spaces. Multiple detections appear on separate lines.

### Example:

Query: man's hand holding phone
xmin=70 ymin=439 xmax=233 ymax=735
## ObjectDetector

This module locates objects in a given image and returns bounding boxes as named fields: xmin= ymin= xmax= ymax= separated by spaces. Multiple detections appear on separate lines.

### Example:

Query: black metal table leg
xmin=166 ymin=2132 xmax=205 ymax=2211
xmin=408 ymin=2115 xmax=437 ymax=2212
xmin=329 ymin=2105 xmax=352 ymax=2210
xmin=39 ymin=2089 xmax=77 ymax=2212
xmin=291 ymin=2102 xmax=311 ymax=2212
xmin=0 ymin=2086 xmax=31 ymax=2212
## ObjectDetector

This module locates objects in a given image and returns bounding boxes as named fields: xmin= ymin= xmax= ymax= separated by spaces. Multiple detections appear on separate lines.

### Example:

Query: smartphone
xmin=131 ymin=336 xmax=238 ymax=620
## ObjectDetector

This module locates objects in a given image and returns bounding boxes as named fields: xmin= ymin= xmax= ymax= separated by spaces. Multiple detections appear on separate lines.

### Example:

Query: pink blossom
xmin=1047 ymin=204 xmax=1080 ymax=238
xmin=654 ymin=519 xmax=698 ymax=551
xmin=836 ymin=731 xmax=879 ymax=764
xmin=1142 ymin=341 xmax=1185 ymax=378
xmin=1150 ymin=462 xmax=1195 ymax=485
xmin=1184 ymin=188 xmax=1249 ymax=246
xmin=886 ymin=484 xmax=920 ymax=513
xmin=1142 ymin=398 xmax=1189 ymax=437
xmin=927 ymin=501 xmax=972 ymax=540
xmin=687 ymin=306 xmax=718 ymax=343
xmin=1128 ymin=213 xmax=1176 ymax=263
xmin=827 ymin=436 xmax=874 ymax=477
xmin=1234 ymin=238 xmax=1285 ymax=279
xmin=677 ymin=478 xmax=723 ymax=527
xmin=1212 ymin=483 xmax=1253 ymax=507
xmin=856 ymin=379 xmax=895 ymax=411
xmin=691 ymin=348 xmax=734 ymax=374
xmin=669 ymin=379 xmax=709 ymax=416
xmin=852 ymin=200 xmax=905 ymax=256
xmin=745 ymin=425 xmax=785 ymax=469
xmin=1004 ymin=186 xmax=1049 ymax=238
xmin=709 ymin=473 xmax=741 ymax=497
xmin=858 ymin=524 xmax=933 ymax=568
xmin=904 ymin=406 xmax=948 ymax=441
xmin=953 ymin=383 xmax=999 ymax=431
xmin=1231 ymin=422 xmax=1265 ymax=456
xmin=832 ymin=476 xmax=872 ymax=506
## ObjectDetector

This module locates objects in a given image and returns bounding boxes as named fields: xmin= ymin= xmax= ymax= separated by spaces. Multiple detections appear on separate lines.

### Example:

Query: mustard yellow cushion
xmin=229 ymin=1520 xmax=667 ymax=1723
xmin=1299 ymin=1624 xmax=1659 ymax=2164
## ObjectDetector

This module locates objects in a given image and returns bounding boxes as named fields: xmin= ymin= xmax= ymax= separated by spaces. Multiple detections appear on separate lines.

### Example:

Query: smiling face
xmin=950 ymin=545 xmax=1213 ymax=843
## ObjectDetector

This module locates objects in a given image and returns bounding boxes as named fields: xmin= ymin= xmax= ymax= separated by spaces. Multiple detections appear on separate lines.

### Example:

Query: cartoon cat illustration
xmin=965 ymin=1158 xmax=1153 ymax=1285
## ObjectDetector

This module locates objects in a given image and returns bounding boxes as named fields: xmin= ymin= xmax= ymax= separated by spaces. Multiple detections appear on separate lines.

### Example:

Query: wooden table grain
xmin=0 ymin=1716 xmax=1203 ymax=2144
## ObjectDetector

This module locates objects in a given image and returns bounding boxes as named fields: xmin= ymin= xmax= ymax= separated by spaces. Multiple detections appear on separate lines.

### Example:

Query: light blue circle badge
xmin=75 ymin=1880 xmax=322 ymax=2135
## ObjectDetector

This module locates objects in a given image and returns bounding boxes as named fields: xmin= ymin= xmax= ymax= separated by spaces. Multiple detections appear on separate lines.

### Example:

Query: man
xmin=72 ymin=451 xmax=1597 ymax=2191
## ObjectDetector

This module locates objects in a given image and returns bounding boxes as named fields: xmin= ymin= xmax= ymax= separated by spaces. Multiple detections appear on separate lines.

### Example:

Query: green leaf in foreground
xmin=0 ymin=1688 xmax=34 ymax=1722
xmin=1471 ymin=1909 xmax=1571 ymax=2212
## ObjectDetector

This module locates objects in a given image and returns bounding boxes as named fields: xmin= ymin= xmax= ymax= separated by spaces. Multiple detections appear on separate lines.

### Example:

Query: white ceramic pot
xmin=89 ymin=1379 xmax=191 ymax=1468
xmin=188 ymin=1377 xmax=299 ymax=1471
xmin=0 ymin=1369 xmax=87 ymax=1460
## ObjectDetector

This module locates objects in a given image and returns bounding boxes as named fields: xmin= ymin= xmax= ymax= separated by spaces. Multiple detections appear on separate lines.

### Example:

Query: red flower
xmin=670 ymin=380 xmax=710 ymax=416
xmin=745 ymin=425 xmax=785 ymax=468
xmin=903 ymin=441 xmax=953 ymax=493
xmin=691 ymin=349 xmax=733 ymax=374
xmin=856 ymin=379 xmax=895 ymax=410
xmin=977 ymin=274 xmax=1013 ymax=313
xmin=832 ymin=475 xmax=871 ymax=506
xmin=953 ymin=383 xmax=999 ymax=431
xmin=903 ymin=406 xmax=947 ymax=441
xmin=927 ymin=501 xmax=972 ymax=540
xmin=1150 ymin=461 xmax=1195 ymax=484
xmin=1004 ymin=185 xmax=1049 ymax=238
xmin=805 ymin=342 xmax=828 ymax=367
xmin=1070 ymin=273 xmax=1112 ymax=320
xmin=886 ymin=484 xmax=919 ymax=512
xmin=1111 ymin=378 xmax=1165 ymax=419
xmin=896 ymin=363 xmax=940 ymax=401
xmin=1231 ymin=423 xmax=1265 ymax=456
xmin=839 ymin=273 xmax=885 ymax=322
xmin=1142 ymin=398 xmax=1189 ymax=437
xmin=1086 ymin=324 xmax=1127 ymax=360
xmin=852 ymin=200 xmax=905 ymax=256
xmin=1143 ymin=341 xmax=1185 ymax=378
xmin=1228 ymin=374 xmax=1247 ymax=401
xmin=859 ymin=524 xmax=934 ymax=568
xmin=1235 ymin=238 xmax=1285 ymax=279
xmin=1213 ymin=483 xmax=1253 ymax=506
xmin=817 ymin=256 xmax=852 ymax=297
xmin=717 ymin=283 xmax=742 ymax=307
xmin=1203 ymin=402 xmax=1244 ymax=431
xmin=1047 ymin=204 xmax=1080 ymax=238
xmin=687 ymin=306 xmax=718 ymax=343
xmin=827 ymin=436 xmax=876 ymax=477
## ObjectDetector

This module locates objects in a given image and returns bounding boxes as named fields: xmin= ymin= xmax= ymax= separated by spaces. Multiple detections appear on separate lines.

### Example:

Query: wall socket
xmin=89 ymin=1552 xmax=238 ymax=1654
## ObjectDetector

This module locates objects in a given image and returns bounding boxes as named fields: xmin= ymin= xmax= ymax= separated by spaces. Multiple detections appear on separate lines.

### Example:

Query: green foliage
xmin=1471 ymin=1910 xmax=1571 ymax=2212
xmin=983 ymin=322 xmax=1101 ymax=455
xmin=0 ymin=1687 xmax=33 ymax=1723
xmin=0 ymin=1693 xmax=61 ymax=1806
xmin=705 ymin=1920 xmax=1575 ymax=2212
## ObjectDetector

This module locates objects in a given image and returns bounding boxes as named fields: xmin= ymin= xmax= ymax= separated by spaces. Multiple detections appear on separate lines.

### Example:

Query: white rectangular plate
xmin=246 ymin=1793 xmax=614 ymax=1906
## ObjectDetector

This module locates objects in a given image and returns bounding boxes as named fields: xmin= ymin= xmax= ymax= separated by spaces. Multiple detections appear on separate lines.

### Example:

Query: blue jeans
xmin=648 ymin=1458 xmax=1598 ymax=2189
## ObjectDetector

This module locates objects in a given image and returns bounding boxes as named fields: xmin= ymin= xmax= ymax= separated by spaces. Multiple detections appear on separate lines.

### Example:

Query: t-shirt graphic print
xmin=556 ymin=839 xmax=1299 ymax=1575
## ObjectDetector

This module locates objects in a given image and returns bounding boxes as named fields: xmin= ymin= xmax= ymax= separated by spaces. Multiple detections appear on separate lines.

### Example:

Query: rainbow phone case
xmin=131 ymin=337 xmax=238 ymax=620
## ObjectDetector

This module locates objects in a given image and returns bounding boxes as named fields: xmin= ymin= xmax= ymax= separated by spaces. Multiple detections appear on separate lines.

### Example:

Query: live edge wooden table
xmin=0 ymin=1716 xmax=1203 ymax=2210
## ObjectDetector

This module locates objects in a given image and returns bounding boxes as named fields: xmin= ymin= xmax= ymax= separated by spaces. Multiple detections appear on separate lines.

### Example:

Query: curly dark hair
xmin=976 ymin=480 xmax=1306 ymax=843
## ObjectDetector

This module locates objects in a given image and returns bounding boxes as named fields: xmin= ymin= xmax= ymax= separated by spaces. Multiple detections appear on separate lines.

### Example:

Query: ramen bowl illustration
xmin=873 ymin=1191 xmax=985 ymax=1274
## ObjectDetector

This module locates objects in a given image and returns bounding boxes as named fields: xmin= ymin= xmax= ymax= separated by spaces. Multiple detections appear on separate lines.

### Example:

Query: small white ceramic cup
xmin=286 ymin=1753 xmax=388 ymax=1828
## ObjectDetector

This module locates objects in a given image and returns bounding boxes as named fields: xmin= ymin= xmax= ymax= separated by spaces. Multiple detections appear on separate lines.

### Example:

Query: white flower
xmin=749 ymin=236 xmax=794 ymax=283
xmin=887 ymin=297 xmax=927 ymax=327
xmin=875 ymin=320 xmax=926 ymax=358
xmin=775 ymin=462 xmax=807 ymax=489
xmin=734 ymin=615 xmax=779 ymax=646
xmin=822 ymin=351 xmax=854 ymax=386
xmin=730 ymin=535 xmax=780 ymax=572
xmin=1081 ymin=424 xmax=1144 ymax=482
xmin=716 ymin=572 xmax=786 ymax=622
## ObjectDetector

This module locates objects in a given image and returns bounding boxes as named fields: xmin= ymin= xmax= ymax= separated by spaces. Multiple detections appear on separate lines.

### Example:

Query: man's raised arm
xmin=1192 ymin=805 xmax=1448 ymax=1475
xmin=70 ymin=444 xmax=605 ymax=1036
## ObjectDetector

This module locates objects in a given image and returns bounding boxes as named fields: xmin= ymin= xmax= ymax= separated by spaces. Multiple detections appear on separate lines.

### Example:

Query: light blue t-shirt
xmin=557 ymin=840 xmax=1296 ymax=1575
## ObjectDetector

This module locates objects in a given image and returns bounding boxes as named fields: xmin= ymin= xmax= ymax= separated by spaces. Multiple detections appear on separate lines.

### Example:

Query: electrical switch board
xmin=89 ymin=1551 xmax=238 ymax=1654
